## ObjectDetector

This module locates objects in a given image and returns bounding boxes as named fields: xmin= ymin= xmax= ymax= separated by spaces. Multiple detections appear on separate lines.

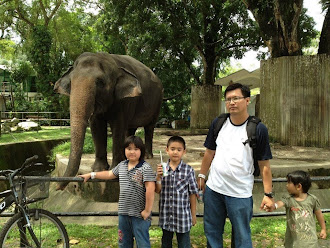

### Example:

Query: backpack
xmin=213 ymin=113 xmax=261 ymax=176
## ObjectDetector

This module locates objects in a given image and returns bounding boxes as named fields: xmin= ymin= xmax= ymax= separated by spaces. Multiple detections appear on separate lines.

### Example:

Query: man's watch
xmin=264 ymin=192 xmax=274 ymax=198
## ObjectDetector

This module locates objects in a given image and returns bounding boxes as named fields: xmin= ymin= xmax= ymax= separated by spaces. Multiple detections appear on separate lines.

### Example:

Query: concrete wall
xmin=190 ymin=85 xmax=222 ymax=129
xmin=0 ymin=139 xmax=69 ymax=170
xmin=260 ymin=54 xmax=330 ymax=147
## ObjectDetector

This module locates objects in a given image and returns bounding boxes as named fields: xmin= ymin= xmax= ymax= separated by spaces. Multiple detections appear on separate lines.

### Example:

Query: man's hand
xmin=260 ymin=196 xmax=275 ymax=212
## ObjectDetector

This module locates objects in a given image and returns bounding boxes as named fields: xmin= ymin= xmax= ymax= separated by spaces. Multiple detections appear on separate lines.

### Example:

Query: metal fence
xmin=0 ymin=176 xmax=329 ymax=218
xmin=0 ymin=111 xmax=70 ymax=136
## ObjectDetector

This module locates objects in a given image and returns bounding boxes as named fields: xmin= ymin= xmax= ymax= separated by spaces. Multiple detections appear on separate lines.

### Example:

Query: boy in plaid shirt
xmin=156 ymin=136 xmax=198 ymax=248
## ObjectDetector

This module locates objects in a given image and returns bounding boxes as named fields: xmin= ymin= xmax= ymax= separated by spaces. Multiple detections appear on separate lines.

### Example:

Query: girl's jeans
xmin=118 ymin=215 xmax=151 ymax=248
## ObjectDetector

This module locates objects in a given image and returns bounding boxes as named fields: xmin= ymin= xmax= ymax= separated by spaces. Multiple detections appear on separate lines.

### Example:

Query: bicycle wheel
xmin=0 ymin=208 xmax=69 ymax=247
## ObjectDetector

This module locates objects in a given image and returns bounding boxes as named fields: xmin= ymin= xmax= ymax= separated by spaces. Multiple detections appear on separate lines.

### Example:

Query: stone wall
xmin=260 ymin=54 xmax=330 ymax=147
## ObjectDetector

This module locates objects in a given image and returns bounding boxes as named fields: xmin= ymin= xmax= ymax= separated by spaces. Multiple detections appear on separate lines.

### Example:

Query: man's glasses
xmin=225 ymin=96 xmax=246 ymax=103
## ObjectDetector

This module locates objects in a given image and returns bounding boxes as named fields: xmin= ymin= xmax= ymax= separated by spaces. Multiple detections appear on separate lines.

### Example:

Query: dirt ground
xmin=150 ymin=128 xmax=330 ymax=172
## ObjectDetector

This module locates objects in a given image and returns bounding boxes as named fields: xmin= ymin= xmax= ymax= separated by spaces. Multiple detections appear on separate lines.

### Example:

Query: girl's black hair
xmin=167 ymin=136 xmax=186 ymax=150
xmin=124 ymin=135 xmax=145 ymax=161
xmin=287 ymin=170 xmax=311 ymax=193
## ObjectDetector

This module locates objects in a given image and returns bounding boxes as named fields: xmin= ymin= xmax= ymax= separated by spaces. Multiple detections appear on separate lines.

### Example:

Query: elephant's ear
xmin=115 ymin=67 xmax=142 ymax=100
xmin=54 ymin=66 xmax=73 ymax=96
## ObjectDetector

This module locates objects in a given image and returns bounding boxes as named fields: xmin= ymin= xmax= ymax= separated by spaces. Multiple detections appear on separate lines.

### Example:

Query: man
xmin=198 ymin=83 xmax=274 ymax=248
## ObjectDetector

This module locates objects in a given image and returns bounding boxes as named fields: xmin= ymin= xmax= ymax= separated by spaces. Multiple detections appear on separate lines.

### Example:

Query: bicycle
xmin=0 ymin=155 xmax=70 ymax=247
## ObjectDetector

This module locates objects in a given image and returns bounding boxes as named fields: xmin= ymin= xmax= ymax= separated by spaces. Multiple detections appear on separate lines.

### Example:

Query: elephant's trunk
xmin=57 ymin=77 xmax=95 ymax=190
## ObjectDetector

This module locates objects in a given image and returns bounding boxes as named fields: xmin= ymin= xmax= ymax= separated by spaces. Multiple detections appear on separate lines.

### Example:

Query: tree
xmin=1 ymin=0 xmax=100 ymax=111
xmin=105 ymin=0 xmax=262 ymax=85
xmin=1 ymin=0 xmax=63 ymax=100
xmin=95 ymin=0 xmax=264 ymax=123
xmin=242 ymin=0 xmax=318 ymax=58
xmin=318 ymin=0 xmax=330 ymax=54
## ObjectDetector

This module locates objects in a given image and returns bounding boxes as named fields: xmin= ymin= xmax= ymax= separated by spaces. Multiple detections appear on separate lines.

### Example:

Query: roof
xmin=215 ymin=68 xmax=260 ymax=89
xmin=0 ymin=65 xmax=9 ymax=72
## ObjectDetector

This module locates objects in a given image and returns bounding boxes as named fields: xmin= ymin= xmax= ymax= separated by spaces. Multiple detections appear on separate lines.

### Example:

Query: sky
xmin=230 ymin=0 xmax=325 ymax=71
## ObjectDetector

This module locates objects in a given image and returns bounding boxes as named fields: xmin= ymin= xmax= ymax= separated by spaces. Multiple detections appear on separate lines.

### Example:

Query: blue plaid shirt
xmin=158 ymin=160 xmax=198 ymax=233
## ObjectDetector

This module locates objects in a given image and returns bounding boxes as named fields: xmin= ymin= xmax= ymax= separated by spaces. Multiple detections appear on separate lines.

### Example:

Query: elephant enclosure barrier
xmin=0 ymin=176 xmax=329 ymax=218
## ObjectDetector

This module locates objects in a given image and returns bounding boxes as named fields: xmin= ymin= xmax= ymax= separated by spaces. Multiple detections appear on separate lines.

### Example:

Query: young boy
xmin=274 ymin=170 xmax=327 ymax=248
xmin=156 ymin=136 xmax=198 ymax=248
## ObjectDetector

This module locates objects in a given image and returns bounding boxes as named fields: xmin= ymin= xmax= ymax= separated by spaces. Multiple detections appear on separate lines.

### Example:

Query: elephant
xmin=54 ymin=52 xmax=163 ymax=190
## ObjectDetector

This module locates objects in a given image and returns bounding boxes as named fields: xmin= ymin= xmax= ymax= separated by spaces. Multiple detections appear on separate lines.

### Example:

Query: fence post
xmin=37 ymin=111 xmax=39 ymax=133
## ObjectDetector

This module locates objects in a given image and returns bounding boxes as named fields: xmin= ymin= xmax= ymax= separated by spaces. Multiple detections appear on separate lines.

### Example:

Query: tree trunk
xmin=318 ymin=7 xmax=330 ymax=54
xmin=243 ymin=0 xmax=303 ymax=58
xmin=190 ymin=85 xmax=221 ymax=129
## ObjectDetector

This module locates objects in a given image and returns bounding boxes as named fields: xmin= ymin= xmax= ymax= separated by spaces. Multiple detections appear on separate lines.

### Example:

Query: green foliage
xmin=299 ymin=8 xmax=319 ymax=51
xmin=96 ymin=0 xmax=263 ymax=119
xmin=29 ymin=25 xmax=52 ymax=96
xmin=9 ymin=61 xmax=35 ymax=111
xmin=1 ymin=0 xmax=322 ymax=119
xmin=0 ymin=40 xmax=16 ymax=60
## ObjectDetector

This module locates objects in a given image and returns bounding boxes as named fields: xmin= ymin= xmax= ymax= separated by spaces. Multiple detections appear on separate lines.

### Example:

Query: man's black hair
xmin=224 ymin=83 xmax=251 ymax=98
xmin=287 ymin=170 xmax=312 ymax=193
xmin=167 ymin=136 xmax=186 ymax=150
xmin=124 ymin=135 xmax=145 ymax=161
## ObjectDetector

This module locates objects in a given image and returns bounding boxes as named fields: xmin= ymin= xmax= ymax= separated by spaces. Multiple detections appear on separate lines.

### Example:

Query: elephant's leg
xmin=90 ymin=116 xmax=110 ymax=171
xmin=110 ymin=121 xmax=127 ymax=168
xmin=144 ymin=124 xmax=155 ymax=159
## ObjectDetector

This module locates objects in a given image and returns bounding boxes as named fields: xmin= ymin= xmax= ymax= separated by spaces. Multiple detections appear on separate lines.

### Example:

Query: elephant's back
xmin=111 ymin=55 xmax=161 ymax=83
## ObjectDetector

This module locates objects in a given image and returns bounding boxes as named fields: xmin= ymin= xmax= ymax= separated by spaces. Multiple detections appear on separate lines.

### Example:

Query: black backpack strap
xmin=213 ymin=113 xmax=230 ymax=141
xmin=246 ymin=116 xmax=261 ymax=176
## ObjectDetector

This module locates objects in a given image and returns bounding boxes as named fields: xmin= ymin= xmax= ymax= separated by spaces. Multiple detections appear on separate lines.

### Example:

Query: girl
xmin=79 ymin=135 xmax=156 ymax=248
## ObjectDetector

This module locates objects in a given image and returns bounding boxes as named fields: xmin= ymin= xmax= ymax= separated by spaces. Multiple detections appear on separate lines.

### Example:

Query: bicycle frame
xmin=0 ymin=161 xmax=42 ymax=247
xmin=0 ymin=190 xmax=15 ymax=213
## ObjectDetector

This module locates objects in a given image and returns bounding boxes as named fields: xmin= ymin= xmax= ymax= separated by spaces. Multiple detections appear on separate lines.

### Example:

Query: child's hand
xmin=156 ymin=164 xmax=163 ymax=180
xmin=320 ymin=229 xmax=327 ymax=239
xmin=192 ymin=215 xmax=197 ymax=226
xmin=141 ymin=210 xmax=151 ymax=220
xmin=78 ymin=173 xmax=91 ymax=182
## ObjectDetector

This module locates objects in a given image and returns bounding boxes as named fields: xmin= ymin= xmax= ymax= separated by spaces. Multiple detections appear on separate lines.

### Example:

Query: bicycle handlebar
xmin=21 ymin=155 xmax=39 ymax=168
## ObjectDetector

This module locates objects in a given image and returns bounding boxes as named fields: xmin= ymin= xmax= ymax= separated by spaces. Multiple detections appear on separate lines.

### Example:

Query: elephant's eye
xmin=96 ymin=79 xmax=105 ymax=89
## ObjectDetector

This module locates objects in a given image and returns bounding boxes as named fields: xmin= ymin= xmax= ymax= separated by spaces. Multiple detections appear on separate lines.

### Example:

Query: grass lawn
xmin=0 ymin=127 xmax=71 ymax=144
xmin=64 ymin=214 xmax=330 ymax=247
xmin=0 ymin=127 xmax=113 ymax=161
